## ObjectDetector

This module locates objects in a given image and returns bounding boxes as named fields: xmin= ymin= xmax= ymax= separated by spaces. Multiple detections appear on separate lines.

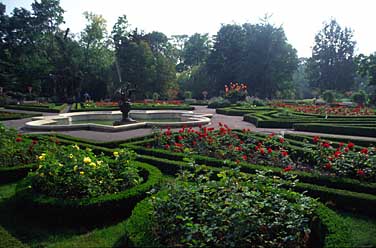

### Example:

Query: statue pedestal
xmin=113 ymin=117 xmax=136 ymax=126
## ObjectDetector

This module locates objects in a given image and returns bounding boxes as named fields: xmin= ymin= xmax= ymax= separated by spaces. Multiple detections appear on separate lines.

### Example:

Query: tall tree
xmin=183 ymin=33 xmax=211 ymax=67
xmin=206 ymin=21 xmax=298 ymax=98
xmin=307 ymin=19 xmax=356 ymax=91
xmin=80 ymin=12 xmax=114 ymax=99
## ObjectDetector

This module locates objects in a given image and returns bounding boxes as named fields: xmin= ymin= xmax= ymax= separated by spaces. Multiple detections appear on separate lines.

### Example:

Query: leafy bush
xmin=152 ymin=92 xmax=160 ymax=101
xmin=149 ymin=168 xmax=316 ymax=247
xmin=29 ymin=145 xmax=143 ymax=199
xmin=352 ymin=90 xmax=368 ymax=105
xmin=322 ymin=90 xmax=336 ymax=104
xmin=183 ymin=91 xmax=192 ymax=99
xmin=0 ymin=124 xmax=49 ymax=167
xmin=207 ymin=97 xmax=231 ymax=108
xmin=305 ymin=136 xmax=376 ymax=181
xmin=224 ymin=82 xmax=248 ymax=103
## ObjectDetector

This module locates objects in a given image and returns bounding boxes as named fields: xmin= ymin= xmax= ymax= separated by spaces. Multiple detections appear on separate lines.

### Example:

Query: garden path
xmin=1 ymin=105 xmax=376 ymax=143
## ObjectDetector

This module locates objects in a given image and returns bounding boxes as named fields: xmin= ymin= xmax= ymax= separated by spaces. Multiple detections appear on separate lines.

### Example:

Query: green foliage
xmin=322 ymin=90 xmax=336 ymax=103
xmin=182 ymin=33 xmax=211 ymax=67
xmin=0 ymin=124 xmax=49 ymax=168
xmin=0 ymin=225 xmax=28 ymax=248
xmin=183 ymin=90 xmax=192 ymax=99
xmin=152 ymin=92 xmax=160 ymax=101
xmin=206 ymin=20 xmax=298 ymax=98
xmin=29 ymin=145 xmax=142 ymax=199
xmin=307 ymin=19 xmax=356 ymax=91
xmin=207 ymin=96 xmax=231 ymax=108
xmin=146 ymin=169 xmax=316 ymax=247
xmin=351 ymin=90 xmax=367 ymax=105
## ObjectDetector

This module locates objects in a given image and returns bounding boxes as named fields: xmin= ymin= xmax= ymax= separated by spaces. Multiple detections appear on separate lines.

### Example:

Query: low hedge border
xmin=284 ymin=133 xmax=375 ymax=147
xmin=293 ymin=123 xmax=376 ymax=137
xmin=0 ymin=225 xmax=29 ymax=248
xmin=15 ymin=161 xmax=162 ymax=225
xmin=123 ymin=191 xmax=352 ymax=248
xmin=0 ymin=164 xmax=35 ymax=185
xmin=0 ymin=112 xmax=40 ymax=121
xmin=70 ymin=104 xmax=194 ymax=112
xmin=4 ymin=104 xmax=67 ymax=113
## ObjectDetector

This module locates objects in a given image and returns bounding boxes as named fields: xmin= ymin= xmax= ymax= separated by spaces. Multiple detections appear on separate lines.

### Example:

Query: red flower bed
xmin=272 ymin=103 xmax=375 ymax=116
xmin=150 ymin=124 xmax=376 ymax=181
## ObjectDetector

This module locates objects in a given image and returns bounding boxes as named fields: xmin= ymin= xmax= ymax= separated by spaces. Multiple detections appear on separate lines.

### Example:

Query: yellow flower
xmin=69 ymin=154 xmax=74 ymax=159
xmin=38 ymin=164 xmax=43 ymax=169
xmin=73 ymin=144 xmax=80 ymax=150
xmin=83 ymin=157 xmax=91 ymax=164
xmin=97 ymin=160 xmax=103 ymax=165
xmin=89 ymin=162 xmax=96 ymax=168
xmin=80 ymin=171 xmax=84 ymax=175
xmin=113 ymin=151 xmax=119 ymax=157
xmin=38 ymin=153 xmax=46 ymax=161
xmin=58 ymin=163 xmax=64 ymax=167
xmin=99 ymin=180 xmax=103 ymax=184
xmin=73 ymin=165 xmax=78 ymax=172
xmin=86 ymin=147 xmax=92 ymax=152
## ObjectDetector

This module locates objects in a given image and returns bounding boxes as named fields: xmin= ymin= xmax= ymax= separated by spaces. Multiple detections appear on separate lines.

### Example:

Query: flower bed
xmin=16 ymin=145 xmax=162 ymax=224
xmin=272 ymin=103 xmax=375 ymax=116
xmin=149 ymin=125 xmax=376 ymax=182
xmin=124 ymin=169 xmax=351 ymax=247
xmin=0 ymin=124 xmax=53 ymax=183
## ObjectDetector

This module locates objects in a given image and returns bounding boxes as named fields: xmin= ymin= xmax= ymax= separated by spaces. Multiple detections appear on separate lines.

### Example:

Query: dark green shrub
xmin=126 ymin=169 xmax=318 ymax=247
xmin=352 ymin=90 xmax=367 ymax=105
xmin=322 ymin=90 xmax=336 ymax=104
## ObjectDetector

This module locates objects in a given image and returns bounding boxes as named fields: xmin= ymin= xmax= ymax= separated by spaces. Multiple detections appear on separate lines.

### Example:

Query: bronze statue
xmin=113 ymin=83 xmax=136 ymax=125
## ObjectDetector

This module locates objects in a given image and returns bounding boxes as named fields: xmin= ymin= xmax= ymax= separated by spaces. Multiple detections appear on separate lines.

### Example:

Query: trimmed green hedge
xmin=0 ymin=112 xmax=40 ymax=121
xmin=284 ymin=133 xmax=375 ymax=147
xmin=0 ymin=226 xmax=28 ymax=248
xmin=70 ymin=103 xmax=194 ymax=112
xmin=123 ymin=193 xmax=352 ymax=248
xmin=15 ymin=161 xmax=162 ymax=225
xmin=0 ymin=164 xmax=35 ymax=185
xmin=293 ymin=123 xmax=376 ymax=137
xmin=4 ymin=104 xmax=67 ymax=113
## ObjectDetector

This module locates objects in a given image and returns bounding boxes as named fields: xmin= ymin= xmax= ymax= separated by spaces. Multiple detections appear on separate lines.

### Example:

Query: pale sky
xmin=3 ymin=0 xmax=376 ymax=57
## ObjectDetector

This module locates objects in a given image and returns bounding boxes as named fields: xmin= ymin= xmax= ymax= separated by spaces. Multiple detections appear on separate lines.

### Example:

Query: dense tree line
xmin=1 ymin=0 xmax=375 ymax=102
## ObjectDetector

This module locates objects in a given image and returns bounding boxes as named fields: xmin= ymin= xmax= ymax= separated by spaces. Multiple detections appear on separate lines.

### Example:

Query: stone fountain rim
xmin=25 ymin=110 xmax=212 ymax=132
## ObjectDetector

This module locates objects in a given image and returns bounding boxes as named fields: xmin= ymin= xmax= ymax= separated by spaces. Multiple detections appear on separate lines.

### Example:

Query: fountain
xmin=23 ymin=84 xmax=212 ymax=132
xmin=113 ymin=83 xmax=136 ymax=125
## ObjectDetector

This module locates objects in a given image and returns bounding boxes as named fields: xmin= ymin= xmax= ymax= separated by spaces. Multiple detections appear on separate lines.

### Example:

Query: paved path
xmin=1 ymin=105 xmax=376 ymax=143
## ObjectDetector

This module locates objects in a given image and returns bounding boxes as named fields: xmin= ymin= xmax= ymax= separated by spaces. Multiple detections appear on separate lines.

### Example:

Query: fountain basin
xmin=24 ymin=110 xmax=212 ymax=132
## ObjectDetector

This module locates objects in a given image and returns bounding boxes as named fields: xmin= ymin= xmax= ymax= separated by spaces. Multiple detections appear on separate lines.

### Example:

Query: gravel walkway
xmin=1 ymin=105 xmax=376 ymax=143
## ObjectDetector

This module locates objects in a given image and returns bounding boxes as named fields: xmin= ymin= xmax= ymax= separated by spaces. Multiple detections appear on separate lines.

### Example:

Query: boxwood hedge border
xmin=15 ymin=161 xmax=162 ymax=225
xmin=123 ymin=192 xmax=352 ymax=248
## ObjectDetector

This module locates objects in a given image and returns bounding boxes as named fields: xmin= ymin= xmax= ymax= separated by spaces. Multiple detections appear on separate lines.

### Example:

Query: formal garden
xmin=1 ymin=0 xmax=376 ymax=247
